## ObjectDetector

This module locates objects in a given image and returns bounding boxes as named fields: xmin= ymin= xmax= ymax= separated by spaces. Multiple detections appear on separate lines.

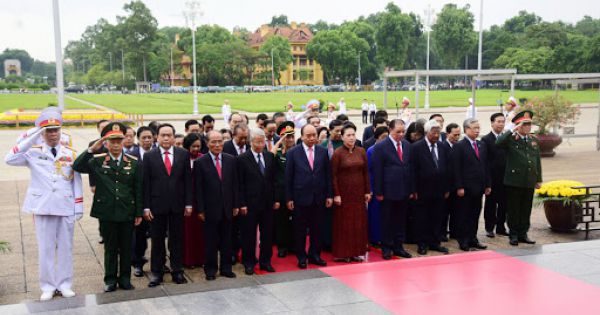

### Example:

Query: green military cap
xmin=101 ymin=122 xmax=127 ymax=139
xmin=512 ymin=110 xmax=534 ymax=125
xmin=277 ymin=121 xmax=295 ymax=137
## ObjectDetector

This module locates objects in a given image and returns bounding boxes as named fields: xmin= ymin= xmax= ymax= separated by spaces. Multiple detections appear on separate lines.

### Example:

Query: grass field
xmin=2 ymin=89 xmax=598 ymax=114
xmin=0 ymin=94 xmax=92 ymax=112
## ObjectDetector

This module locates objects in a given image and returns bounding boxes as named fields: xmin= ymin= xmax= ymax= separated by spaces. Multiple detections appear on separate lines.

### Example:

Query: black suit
xmin=285 ymin=144 xmax=333 ymax=263
xmin=222 ymin=139 xmax=250 ymax=261
xmin=194 ymin=152 xmax=239 ymax=276
xmin=363 ymin=137 xmax=377 ymax=151
xmin=142 ymin=146 xmax=192 ymax=277
xmin=238 ymin=150 xmax=275 ymax=268
xmin=362 ymin=126 xmax=375 ymax=143
xmin=451 ymin=138 xmax=491 ymax=246
xmin=482 ymin=131 xmax=508 ymax=233
xmin=441 ymin=140 xmax=458 ymax=239
xmin=128 ymin=146 xmax=149 ymax=268
xmin=411 ymin=139 xmax=451 ymax=247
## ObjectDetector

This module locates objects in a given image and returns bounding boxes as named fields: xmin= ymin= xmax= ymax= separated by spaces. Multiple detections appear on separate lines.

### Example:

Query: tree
xmin=269 ymin=15 xmax=289 ymax=27
xmin=575 ymin=16 xmax=600 ymax=37
xmin=339 ymin=21 xmax=379 ymax=83
xmin=259 ymin=36 xmax=293 ymax=85
xmin=432 ymin=4 xmax=476 ymax=69
xmin=309 ymin=20 xmax=337 ymax=34
xmin=502 ymin=11 xmax=541 ymax=33
xmin=84 ymin=64 xmax=108 ymax=86
xmin=493 ymin=47 xmax=552 ymax=73
xmin=307 ymin=29 xmax=369 ymax=84
xmin=584 ymin=34 xmax=600 ymax=72
xmin=375 ymin=3 xmax=413 ymax=69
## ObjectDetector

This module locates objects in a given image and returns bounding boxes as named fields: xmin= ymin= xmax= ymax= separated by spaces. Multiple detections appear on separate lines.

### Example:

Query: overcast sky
xmin=1 ymin=0 xmax=598 ymax=62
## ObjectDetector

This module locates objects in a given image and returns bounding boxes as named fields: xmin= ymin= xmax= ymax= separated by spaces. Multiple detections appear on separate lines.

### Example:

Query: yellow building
xmin=248 ymin=22 xmax=324 ymax=86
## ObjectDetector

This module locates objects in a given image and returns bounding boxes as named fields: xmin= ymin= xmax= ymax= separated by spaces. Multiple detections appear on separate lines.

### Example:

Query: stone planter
xmin=543 ymin=200 xmax=582 ymax=232
xmin=536 ymin=133 xmax=562 ymax=157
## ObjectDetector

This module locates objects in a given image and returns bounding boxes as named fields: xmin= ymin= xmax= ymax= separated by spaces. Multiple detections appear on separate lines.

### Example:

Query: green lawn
xmin=0 ymin=94 xmax=92 ymax=112
xmin=5 ymin=89 xmax=598 ymax=114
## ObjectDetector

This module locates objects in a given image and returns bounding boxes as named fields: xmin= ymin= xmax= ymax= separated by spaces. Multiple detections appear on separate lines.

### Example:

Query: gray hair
xmin=424 ymin=119 xmax=441 ymax=133
xmin=249 ymin=127 xmax=266 ymax=142
xmin=463 ymin=118 xmax=479 ymax=130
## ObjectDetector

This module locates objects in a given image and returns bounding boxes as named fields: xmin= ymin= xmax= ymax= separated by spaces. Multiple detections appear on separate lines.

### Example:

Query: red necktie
xmin=396 ymin=141 xmax=403 ymax=162
xmin=164 ymin=151 xmax=172 ymax=175
xmin=472 ymin=141 xmax=480 ymax=159
xmin=215 ymin=155 xmax=222 ymax=180
xmin=308 ymin=147 xmax=314 ymax=170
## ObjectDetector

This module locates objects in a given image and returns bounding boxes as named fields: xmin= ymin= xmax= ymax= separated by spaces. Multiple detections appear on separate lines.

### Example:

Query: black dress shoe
xmin=496 ymin=230 xmax=509 ymax=236
xmin=486 ymin=230 xmax=495 ymax=238
xmin=430 ymin=244 xmax=449 ymax=254
xmin=417 ymin=246 xmax=427 ymax=255
xmin=148 ymin=277 xmax=163 ymax=288
xmin=298 ymin=261 xmax=308 ymax=269
xmin=308 ymin=257 xmax=327 ymax=266
xmin=394 ymin=249 xmax=412 ymax=258
xmin=471 ymin=242 xmax=487 ymax=250
xmin=519 ymin=236 xmax=536 ymax=244
xmin=382 ymin=252 xmax=393 ymax=260
xmin=172 ymin=273 xmax=188 ymax=284
xmin=133 ymin=266 xmax=144 ymax=277
xmin=118 ymin=283 xmax=135 ymax=290
xmin=244 ymin=266 xmax=255 ymax=275
xmin=277 ymin=249 xmax=288 ymax=258
xmin=259 ymin=265 xmax=276 ymax=273
xmin=220 ymin=271 xmax=237 ymax=278
xmin=459 ymin=243 xmax=471 ymax=251
xmin=104 ymin=284 xmax=116 ymax=292
xmin=205 ymin=275 xmax=216 ymax=281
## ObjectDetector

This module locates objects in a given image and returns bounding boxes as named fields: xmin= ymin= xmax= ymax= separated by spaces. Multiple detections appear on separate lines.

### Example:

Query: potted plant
xmin=535 ymin=180 xmax=587 ymax=231
xmin=522 ymin=95 xmax=580 ymax=157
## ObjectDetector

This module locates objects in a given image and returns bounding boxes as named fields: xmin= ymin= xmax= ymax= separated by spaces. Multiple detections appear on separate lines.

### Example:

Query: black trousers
xmin=484 ymin=182 xmax=507 ymax=233
xmin=380 ymin=199 xmax=408 ymax=254
xmin=275 ymin=199 xmax=294 ymax=252
xmin=441 ymin=194 xmax=457 ymax=239
xmin=241 ymin=207 xmax=273 ymax=268
xmin=369 ymin=111 xmax=375 ymax=123
xmin=150 ymin=212 xmax=184 ymax=276
xmin=131 ymin=220 xmax=149 ymax=267
xmin=204 ymin=215 xmax=233 ymax=276
xmin=415 ymin=197 xmax=445 ymax=247
xmin=455 ymin=194 xmax=483 ymax=245
xmin=362 ymin=110 xmax=368 ymax=124
xmin=293 ymin=202 xmax=324 ymax=262
xmin=505 ymin=185 xmax=534 ymax=238
xmin=100 ymin=220 xmax=133 ymax=286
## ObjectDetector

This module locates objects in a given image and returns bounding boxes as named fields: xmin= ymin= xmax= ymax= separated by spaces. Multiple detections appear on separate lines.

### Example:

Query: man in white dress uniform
xmin=4 ymin=107 xmax=84 ymax=301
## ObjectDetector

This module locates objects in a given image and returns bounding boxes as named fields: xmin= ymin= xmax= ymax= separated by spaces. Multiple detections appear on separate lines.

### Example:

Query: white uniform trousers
xmin=34 ymin=214 xmax=75 ymax=292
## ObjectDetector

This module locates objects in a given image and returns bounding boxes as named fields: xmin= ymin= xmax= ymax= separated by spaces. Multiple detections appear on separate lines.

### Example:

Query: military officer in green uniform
xmin=496 ymin=110 xmax=542 ymax=246
xmin=271 ymin=121 xmax=296 ymax=257
xmin=73 ymin=122 xmax=143 ymax=292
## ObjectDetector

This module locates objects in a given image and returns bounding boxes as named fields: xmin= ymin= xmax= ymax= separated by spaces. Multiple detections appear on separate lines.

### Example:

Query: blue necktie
xmin=257 ymin=153 xmax=265 ymax=175
xmin=431 ymin=143 xmax=438 ymax=168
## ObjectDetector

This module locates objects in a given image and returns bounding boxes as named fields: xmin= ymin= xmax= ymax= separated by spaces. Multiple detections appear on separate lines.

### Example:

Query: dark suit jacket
xmin=142 ymin=146 xmax=192 ymax=214
xmin=410 ymin=139 xmax=451 ymax=199
xmin=362 ymin=126 xmax=374 ymax=143
xmin=363 ymin=137 xmax=376 ymax=151
xmin=237 ymin=150 xmax=275 ymax=211
xmin=452 ymin=138 xmax=491 ymax=196
xmin=372 ymin=137 xmax=413 ymax=201
xmin=193 ymin=152 xmax=239 ymax=222
xmin=285 ymin=144 xmax=333 ymax=207
xmin=223 ymin=140 xmax=250 ymax=157
xmin=124 ymin=145 xmax=140 ymax=157
xmin=481 ymin=131 xmax=506 ymax=186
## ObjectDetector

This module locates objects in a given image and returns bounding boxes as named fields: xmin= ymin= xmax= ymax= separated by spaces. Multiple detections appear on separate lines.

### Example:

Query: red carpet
xmin=254 ymin=246 xmax=393 ymax=275
xmin=321 ymin=251 xmax=600 ymax=315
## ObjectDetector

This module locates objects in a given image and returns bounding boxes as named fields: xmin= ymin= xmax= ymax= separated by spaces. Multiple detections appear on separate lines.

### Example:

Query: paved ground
xmin=0 ymin=106 xmax=599 ymax=308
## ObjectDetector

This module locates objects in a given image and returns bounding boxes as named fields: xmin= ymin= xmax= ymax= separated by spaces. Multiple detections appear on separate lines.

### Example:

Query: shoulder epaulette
xmin=94 ymin=153 xmax=107 ymax=158
xmin=31 ymin=145 xmax=42 ymax=149
xmin=64 ymin=146 xmax=77 ymax=152
xmin=124 ymin=153 xmax=138 ymax=161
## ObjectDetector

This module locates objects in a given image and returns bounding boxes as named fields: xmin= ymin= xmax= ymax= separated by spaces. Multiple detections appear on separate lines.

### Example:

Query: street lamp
xmin=424 ymin=4 xmax=435 ymax=110
xmin=52 ymin=0 xmax=65 ymax=110
xmin=183 ymin=0 xmax=203 ymax=115
xmin=271 ymin=48 xmax=275 ymax=90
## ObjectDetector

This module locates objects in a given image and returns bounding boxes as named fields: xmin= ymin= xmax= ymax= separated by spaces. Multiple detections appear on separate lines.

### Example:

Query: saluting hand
xmin=90 ymin=135 xmax=108 ymax=153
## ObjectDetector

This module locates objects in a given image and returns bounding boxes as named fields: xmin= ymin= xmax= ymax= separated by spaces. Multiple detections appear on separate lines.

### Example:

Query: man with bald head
xmin=285 ymin=124 xmax=333 ymax=269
